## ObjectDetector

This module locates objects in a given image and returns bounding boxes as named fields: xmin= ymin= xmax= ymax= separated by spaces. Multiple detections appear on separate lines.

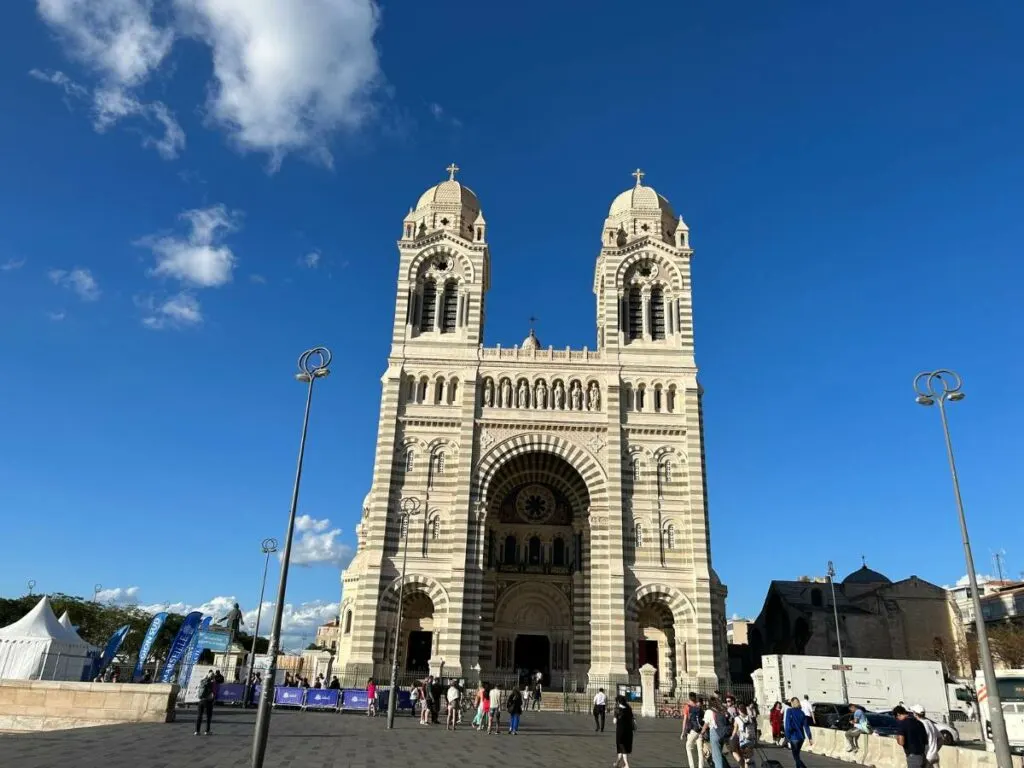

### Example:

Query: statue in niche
xmin=570 ymin=382 xmax=582 ymax=411
xmin=587 ymin=383 xmax=601 ymax=411
xmin=535 ymin=380 xmax=547 ymax=409
xmin=483 ymin=380 xmax=494 ymax=407
xmin=553 ymin=381 xmax=565 ymax=410
xmin=500 ymin=379 xmax=512 ymax=408
xmin=517 ymin=380 xmax=529 ymax=408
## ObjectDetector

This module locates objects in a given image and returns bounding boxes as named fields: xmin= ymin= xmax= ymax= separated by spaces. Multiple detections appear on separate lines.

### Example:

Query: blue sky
xmin=1 ymin=1 xmax=1023 ymax=645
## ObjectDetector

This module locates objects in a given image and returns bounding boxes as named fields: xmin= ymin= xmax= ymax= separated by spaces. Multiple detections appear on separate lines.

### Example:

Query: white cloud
xmin=140 ymin=291 xmax=202 ymax=329
xmin=428 ymin=101 xmax=461 ymax=129
xmin=49 ymin=267 xmax=100 ymax=301
xmin=290 ymin=515 xmax=353 ymax=568
xmin=35 ymin=0 xmax=384 ymax=168
xmin=1 ymin=258 xmax=26 ymax=271
xmin=301 ymin=250 xmax=321 ymax=269
xmin=96 ymin=586 xmax=141 ymax=604
xmin=47 ymin=310 xmax=67 ymax=321
xmin=141 ymin=204 xmax=239 ymax=287
xmin=29 ymin=68 xmax=88 ymax=100
xmin=249 ymin=273 xmax=267 ymax=284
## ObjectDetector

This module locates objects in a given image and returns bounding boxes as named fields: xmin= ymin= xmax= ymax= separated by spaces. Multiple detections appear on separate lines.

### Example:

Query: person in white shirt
xmin=446 ymin=682 xmax=460 ymax=730
xmin=911 ymin=704 xmax=942 ymax=767
xmin=593 ymin=687 xmax=608 ymax=732
xmin=800 ymin=695 xmax=814 ymax=725
xmin=488 ymin=685 xmax=503 ymax=733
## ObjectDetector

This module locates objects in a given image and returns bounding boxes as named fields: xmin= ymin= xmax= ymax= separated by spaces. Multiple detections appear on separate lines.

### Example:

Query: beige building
xmin=336 ymin=166 xmax=728 ymax=692
xmin=751 ymin=566 xmax=968 ymax=677
xmin=315 ymin=618 xmax=341 ymax=653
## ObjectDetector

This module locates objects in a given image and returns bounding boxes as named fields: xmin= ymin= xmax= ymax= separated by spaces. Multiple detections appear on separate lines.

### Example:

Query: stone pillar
xmin=639 ymin=664 xmax=657 ymax=718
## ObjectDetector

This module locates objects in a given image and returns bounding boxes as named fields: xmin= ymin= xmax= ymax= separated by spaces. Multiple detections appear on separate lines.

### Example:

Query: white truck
xmin=755 ymin=654 xmax=953 ymax=724
xmin=975 ymin=669 xmax=1024 ymax=754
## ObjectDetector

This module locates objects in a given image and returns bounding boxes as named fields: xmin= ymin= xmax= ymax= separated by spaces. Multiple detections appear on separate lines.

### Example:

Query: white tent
xmin=0 ymin=596 xmax=96 ymax=681
xmin=57 ymin=611 xmax=87 ymax=644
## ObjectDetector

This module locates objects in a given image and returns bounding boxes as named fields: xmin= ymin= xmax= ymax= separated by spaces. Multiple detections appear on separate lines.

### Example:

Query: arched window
xmin=441 ymin=281 xmax=458 ymax=332
xmin=650 ymin=286 xmax=665 ymax=340
xmin=653 ymin=384 xmax=663 ymax=412
xmin=420 ymin=280 xmax=437 ymax=332
xmin=417 ymin=377 xmax=428 ymax=403
xmin=666 ymin=386 xmax=676 ymax=413
xmin=447 ymin=378 xmax=459 ymax=405
xmin=632 ymin=458 xmax=641 ymax=482
xmin=810 ymin=588 xmax=823 ymax=608
xmin=405 ymin=450 xmax=415 ymax=472
xmin=552 ymin=537 xmax=566 ymax=566
xmin=528 ymin=536 xmax=542 ymax=565
xmin=628 ymin=285 xmax=643 ymax=341
xmin=434 ymin=376 xmax=445 ymax=405
xmin=635 ymin=523 xmax=644 ymax=548
xmin=504 ymin=535 xmax=517 ymax=565
xmin=343 ymin=610 xmax=352 ymax=634
xmin=636 ymin=385 xmax=646 ymax=411
xmin=435 ymin=451 xmax=446 ymax=475
xmin=665 ymin=524 xmax=676 ymax=550
xmin=430 ymin=517 xmax=440 ymax=540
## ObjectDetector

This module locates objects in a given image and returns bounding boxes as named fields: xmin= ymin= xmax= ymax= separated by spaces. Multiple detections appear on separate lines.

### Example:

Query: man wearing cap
xmin=910 ymin=705 xmax=941 ymax=767
xmin=893 ymin=705 xmax=928 ymax=768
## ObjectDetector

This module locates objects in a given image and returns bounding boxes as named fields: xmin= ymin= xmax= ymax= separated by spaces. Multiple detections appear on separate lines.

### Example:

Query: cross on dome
xmin=631 ymin=168 xmax=645 ymax=186
xmin=446 ymin=162 xmax=460 ymax=181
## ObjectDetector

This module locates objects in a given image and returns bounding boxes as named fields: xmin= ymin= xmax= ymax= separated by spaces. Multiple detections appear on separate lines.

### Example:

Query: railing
xmin=492 ymin=562 xmax=574 ymax=576
xmin=480 ymin=346 xmax=601 ymax=362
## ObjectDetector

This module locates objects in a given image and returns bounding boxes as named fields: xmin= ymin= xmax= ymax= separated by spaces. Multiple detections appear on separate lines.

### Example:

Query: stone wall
xmin=0 ymin=680 xmax=178 ymax=731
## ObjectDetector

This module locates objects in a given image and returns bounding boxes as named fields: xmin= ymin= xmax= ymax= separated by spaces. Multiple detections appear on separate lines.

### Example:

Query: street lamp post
xmin=826 ymin=561 xmax=849 ymax=704
xmin=244 ymin=538 xmax=279 ymax=707
xmin=27 ymin=580 xmax=35 ymax=596
xmin=93 ymin=584 xmax=103 ymax=603
xmin=914 ymin=369 xmax=1011 ymax=767
xmin=250 ymin=347 xmax=331 ymax=768
xmin=387 ymin=496 xmax=422 ymax=729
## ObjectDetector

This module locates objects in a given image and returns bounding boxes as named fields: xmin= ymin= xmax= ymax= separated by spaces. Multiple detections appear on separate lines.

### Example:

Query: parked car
xmin=836 ymin=710 xmax=959 ymax=747
xmin=812 ymin=702 xmax=849 ymax=728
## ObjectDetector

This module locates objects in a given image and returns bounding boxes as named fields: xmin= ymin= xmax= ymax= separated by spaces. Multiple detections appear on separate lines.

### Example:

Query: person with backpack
xmin=731 ymin=703 xmax=757 ymax=768
xmin=700 ymin=697 xmax=731 ymax=768
xmin=783 ymin=696 xmax=813 ymax=768
xmin=681 ymin=691 xmax=705 ymax=768
xmin=194 ymin=671 xmax=216 ymax=736
xmin=506 ymin=686 xmax=524 ymax=734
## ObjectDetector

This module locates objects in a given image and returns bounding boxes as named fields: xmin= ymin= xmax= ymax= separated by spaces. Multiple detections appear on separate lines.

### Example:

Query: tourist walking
xmin=366 ymin=678 xmax=378 ymax=717
xmin=472 ymin=683 xmax=486 ymax=729
xmin=681 ymin=691 xmax=705 ymax=768
xmin=731 ymin=703 xmax=756 ymax=768
xmin=769 ymin=702 xmax=784 ymax=746
xmin=845 ymin=704 xmax=870 ymax=752
xmin=701 ymin=697 xmax=730 ymax=768
xmin=488 ymin=684 xmax=503 ymax=733
xmin=507 ymin=686 xmax=524 ymax=734
xmin=593 ymin=687 xmax=608 ymax=732
xmin=194 ymin=671 xmax=216 ymax=736
xmin=446 ymin=680 xmax=460 ymax=729
xmin=799 ymin=695 xmax=813 ymax=725
xmin=783 ymin=696 xmax=813 ymax=768
xmin=531 ymin=681 xmax=543 ymax=711
xmin=613 ymin=694 xmax=636 ymax=768
xmin=909 ymin=705 xmax=941 ymax=768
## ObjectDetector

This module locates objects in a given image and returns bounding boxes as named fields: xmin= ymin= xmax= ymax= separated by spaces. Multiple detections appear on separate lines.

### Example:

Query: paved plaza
xmin=2 ymin=707 xmax=856 ymax=768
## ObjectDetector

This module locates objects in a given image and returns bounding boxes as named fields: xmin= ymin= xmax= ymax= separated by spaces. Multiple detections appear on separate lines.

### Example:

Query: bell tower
xmin=593 ymin=169 xmax=693 ymax=362
xmin=396 ymin=163 xmax=490 ymax=350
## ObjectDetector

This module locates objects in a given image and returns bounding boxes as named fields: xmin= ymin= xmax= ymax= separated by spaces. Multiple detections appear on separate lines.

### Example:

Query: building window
xmin=665 ymin=524 xmax=676 ymax=550
xmin=628 ymin=285 xmax=643 ymax=341
xmin=435 ymin=451 xmax=446 ymax=475
xmin=343 ymin=611 xmax=352 ymax=634
xmin=650 ymin=287 xmax=665 ymax=340
xmin=553 ymin=537 xmax=565 ymax=566
xmin=420 ymin=280 xmax=437 ymax=332
xmin=430 ymin=517 xmax=440 ymax=540
xmin=635 ymin=523 xmax=644 ymax=548
xmin=441 ymin=282 xmax=458 ymax=332
xmin=811 ymin=588 xmax=823 ymax=608
xmin=405 ymin=450 xmax=414 ymax=472
xmin=632 ymin=458 xmax=641 ymax=482
xmin=528 ymin=536 xmax=542 ymax=565
xmin=662 ymin=461 xmax=673 ymax=484
xmin=504 ymin=535 xmax=517 ymax=565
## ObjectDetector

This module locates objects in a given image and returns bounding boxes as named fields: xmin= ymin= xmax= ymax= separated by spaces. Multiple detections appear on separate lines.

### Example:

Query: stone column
xmin=639 ymin=664 xmax=657 ymax=718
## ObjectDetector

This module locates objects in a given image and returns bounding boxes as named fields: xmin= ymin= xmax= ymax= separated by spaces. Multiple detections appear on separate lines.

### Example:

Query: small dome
xmin=602 ymin=169 xmax=680 ymax=247
xmin=521 ymin=328 xmax=541 ymax=351
xmin=842 ymin=565 xmax=892 ymax=585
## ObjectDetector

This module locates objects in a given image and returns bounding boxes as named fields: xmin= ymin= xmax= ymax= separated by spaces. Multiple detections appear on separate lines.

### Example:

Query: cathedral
xmin=337 ymin=165 xmax=729 ymax=692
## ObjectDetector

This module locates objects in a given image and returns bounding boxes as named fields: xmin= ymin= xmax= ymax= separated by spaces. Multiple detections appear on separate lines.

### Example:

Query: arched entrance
xmin=378 ymin=575 xmax=449 ymax=677
xmin=480 ymin=450 xmax=590 ymax=690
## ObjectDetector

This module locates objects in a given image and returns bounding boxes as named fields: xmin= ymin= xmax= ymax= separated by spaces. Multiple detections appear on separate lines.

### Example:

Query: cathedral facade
xmin=337 ymin=166 xmax=728 ymax=691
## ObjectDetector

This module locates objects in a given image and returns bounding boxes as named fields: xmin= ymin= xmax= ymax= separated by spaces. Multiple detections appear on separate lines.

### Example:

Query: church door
xmin=514 ymin=634 xmax=551 ymax=686
xmin=405 ymin=631 xmax=432 ymax=673
xmin=638 ymin=639 xmax=659 ymax=688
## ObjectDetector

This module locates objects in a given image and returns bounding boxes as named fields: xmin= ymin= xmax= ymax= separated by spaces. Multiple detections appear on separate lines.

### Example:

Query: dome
xmin=842 ymin=565 xmax=892 ymax=585
xmin=521 ymin=328 xmax=541 ymax=351
xmin=416 ymin=178 xmax=480 ymax=212
xmin=608 ymin=182 xmax=675 ymax=219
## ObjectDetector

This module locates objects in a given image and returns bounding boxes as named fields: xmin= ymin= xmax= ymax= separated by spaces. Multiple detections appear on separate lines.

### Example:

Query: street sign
xmin=832 ymin=664 xmax=853 ymax=671
xmin=198 ymin=629 xmax=231 ymax=652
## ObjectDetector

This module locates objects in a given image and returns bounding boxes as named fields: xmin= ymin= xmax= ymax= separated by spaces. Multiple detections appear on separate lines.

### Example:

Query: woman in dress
xmin=770 ymin=701 xmax=784 ymax=745
xmin=613 ymin=694 xmax=635 ymax=768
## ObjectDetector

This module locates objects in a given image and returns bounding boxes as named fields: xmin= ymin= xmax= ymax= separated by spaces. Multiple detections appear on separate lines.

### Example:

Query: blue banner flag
xmin=94 ymin=624 xmax=131 ymax=678
xmin=159 ymin=611 xmax=202 ymax=684
xmin=177 ymin=616 xmax=212 ymax=689
xmin=132 ymin=612 xmax=168 ymax=681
